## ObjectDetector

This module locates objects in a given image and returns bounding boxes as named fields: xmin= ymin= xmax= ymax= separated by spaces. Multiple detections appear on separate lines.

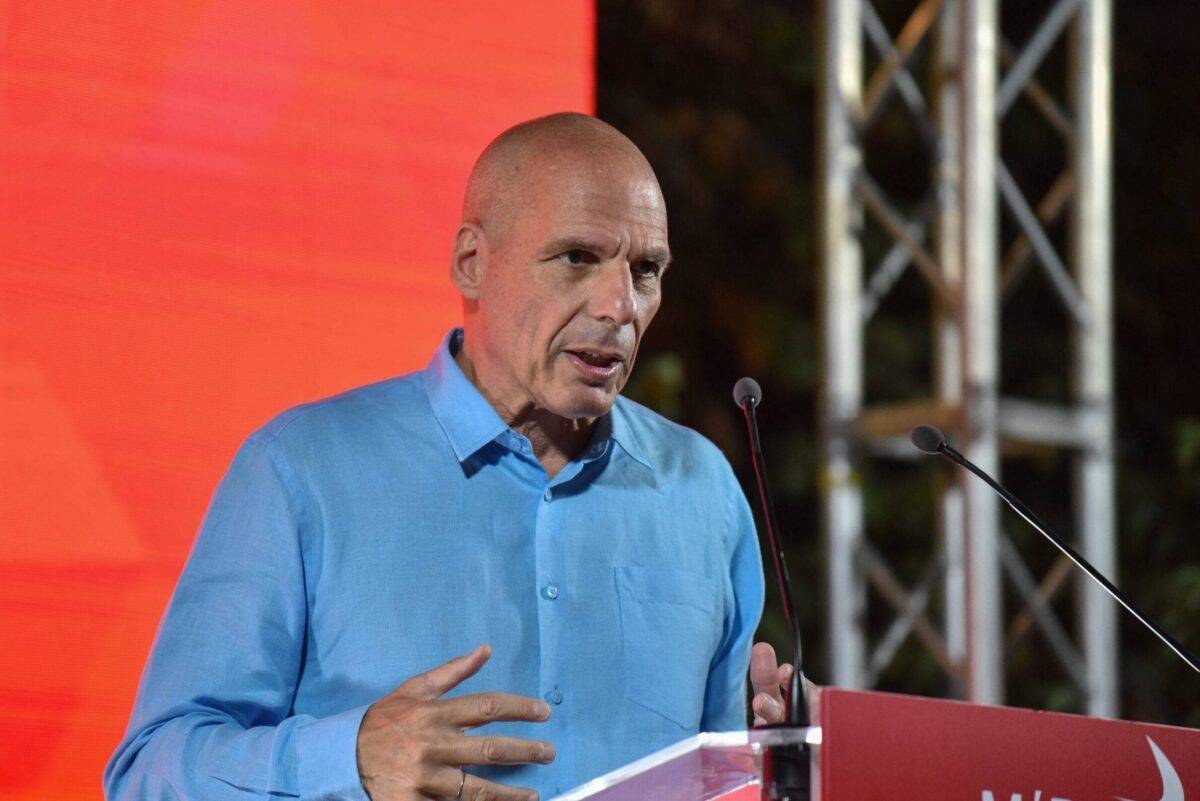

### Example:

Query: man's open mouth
xmin=568 ymin=349 xmax=622 ymax=368
xmin=565 ymin=349 xmax=624 ymax=380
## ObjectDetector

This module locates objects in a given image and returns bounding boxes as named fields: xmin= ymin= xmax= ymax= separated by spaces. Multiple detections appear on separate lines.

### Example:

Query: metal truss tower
xmin=818 ymin=0 xmax=1116 ymax=714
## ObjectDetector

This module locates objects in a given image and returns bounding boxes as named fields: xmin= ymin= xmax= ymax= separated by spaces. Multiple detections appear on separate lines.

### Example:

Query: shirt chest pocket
xmin=614 ymin=565 xmax=724 ymax=731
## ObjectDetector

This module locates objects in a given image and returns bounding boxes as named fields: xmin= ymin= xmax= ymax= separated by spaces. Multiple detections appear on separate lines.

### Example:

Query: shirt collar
xmin=609 ymin=397 xmax=653 ymax=470
xmin=422 ymin=329 xmax=509 ymax=462
xmin=422 ymin=327 xmax=654 ymax=471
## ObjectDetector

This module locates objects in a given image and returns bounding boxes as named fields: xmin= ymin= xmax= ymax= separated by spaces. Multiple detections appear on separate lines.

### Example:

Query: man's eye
xmin=632 ymin=261 xmax=662 ymax=279
xmin=560 ymin=250 xmax=598 ymax=266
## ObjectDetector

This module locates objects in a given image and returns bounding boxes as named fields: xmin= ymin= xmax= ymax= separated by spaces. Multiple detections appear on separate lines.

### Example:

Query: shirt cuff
xmin=295 ymin=703 xmax=372 ymax=801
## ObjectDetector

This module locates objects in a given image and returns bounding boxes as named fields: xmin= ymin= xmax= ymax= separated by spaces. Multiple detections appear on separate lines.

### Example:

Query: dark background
xmin=597 ymin=0 xmax=1200 ymax=726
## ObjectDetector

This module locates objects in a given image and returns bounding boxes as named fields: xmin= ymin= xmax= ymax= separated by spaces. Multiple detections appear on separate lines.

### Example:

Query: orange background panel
xmin=0 ymin=2 xmax=595 ymax=797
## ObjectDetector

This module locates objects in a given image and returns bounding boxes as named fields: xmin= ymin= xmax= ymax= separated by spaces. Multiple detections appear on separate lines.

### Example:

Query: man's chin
xmin=551 ymin=385 xmax=619 ymax=419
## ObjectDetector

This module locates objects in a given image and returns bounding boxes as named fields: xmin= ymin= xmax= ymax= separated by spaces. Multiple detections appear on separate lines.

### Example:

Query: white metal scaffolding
xmin=818 ymin=0 xmax=1116 ymax=714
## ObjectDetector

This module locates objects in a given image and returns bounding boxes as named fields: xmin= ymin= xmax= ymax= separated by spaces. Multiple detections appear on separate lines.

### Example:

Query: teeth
xmin=575 ymin=350 xmax=614 ymax=367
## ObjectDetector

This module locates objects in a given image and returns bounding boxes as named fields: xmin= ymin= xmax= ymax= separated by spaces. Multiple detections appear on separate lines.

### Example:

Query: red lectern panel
xmin=551 ymin=687 xmax=1199 ymax=800
xmin=820 ymin=688 xmax=1200 ymax=800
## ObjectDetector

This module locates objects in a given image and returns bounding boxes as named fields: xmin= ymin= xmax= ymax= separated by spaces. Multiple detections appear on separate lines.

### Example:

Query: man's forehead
xmin=532 ymin=188 xmax=669 ymax=259
xmin=464 ymin=115 xmax=669 ymax=251
xmin=530 ymin=154 xmax=666 ymax=224
xmin=545 ymin=170 xmax=664 ymax=214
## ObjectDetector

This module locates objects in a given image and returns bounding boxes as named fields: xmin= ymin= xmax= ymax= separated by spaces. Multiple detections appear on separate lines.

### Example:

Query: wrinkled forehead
xmin=519 ymin=148 xmax=669 ymax=242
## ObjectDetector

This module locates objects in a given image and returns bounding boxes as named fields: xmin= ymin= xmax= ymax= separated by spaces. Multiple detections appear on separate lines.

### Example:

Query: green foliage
xmin=1174 ymin=418 xmax=1200 ymax=471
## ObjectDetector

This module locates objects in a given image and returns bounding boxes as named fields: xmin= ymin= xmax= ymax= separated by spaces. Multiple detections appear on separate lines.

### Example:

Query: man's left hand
xmin=749 ymin=642 xmax=794 ymax=726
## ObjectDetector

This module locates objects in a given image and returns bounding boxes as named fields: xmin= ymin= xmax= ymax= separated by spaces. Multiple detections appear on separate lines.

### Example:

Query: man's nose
xmin=590 ymin=259 xmax=638 ymax=327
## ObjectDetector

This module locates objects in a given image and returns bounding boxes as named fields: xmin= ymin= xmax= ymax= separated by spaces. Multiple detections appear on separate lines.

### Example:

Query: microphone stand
xmin=735 ymin=378 xmax=811 ymax=801
xmin=911 ymin=425 xmax=1199 ymax=674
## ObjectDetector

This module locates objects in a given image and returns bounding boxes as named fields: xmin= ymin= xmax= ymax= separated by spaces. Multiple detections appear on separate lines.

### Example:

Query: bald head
xmin=449 ymin=112 xmax=670 ymax=426
xmin=462 ymin=112 xmax=661 ymax=244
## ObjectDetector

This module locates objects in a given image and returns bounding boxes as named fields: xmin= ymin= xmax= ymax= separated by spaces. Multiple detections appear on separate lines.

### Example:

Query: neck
xmin=454 ymin=345 xmax=595 ymax=478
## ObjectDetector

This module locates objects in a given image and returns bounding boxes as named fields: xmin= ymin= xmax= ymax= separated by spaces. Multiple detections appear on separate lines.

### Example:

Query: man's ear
xmin=450 ymin=223 xmax=487 ymax=301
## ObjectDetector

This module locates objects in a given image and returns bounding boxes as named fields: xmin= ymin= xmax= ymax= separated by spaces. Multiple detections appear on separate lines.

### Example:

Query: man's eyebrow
xmin=541 ymin=237 xmax=672 ymax=267
xmin=638 ymin=248 xmax=672 ymax=267
xmin=542 ymin=236 xmax=613 ymax=256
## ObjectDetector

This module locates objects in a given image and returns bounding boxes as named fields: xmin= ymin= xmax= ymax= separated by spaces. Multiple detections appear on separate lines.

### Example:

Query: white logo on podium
xmin=1117 ymin=737 xmax=1183 ymax=801
xmin=980 ymin=735 xmax=1184 ymax=801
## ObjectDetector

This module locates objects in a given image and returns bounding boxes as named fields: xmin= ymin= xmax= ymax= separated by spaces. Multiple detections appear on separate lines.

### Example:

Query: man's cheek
xmin=638 ymin=296 xmax=661 ymax=328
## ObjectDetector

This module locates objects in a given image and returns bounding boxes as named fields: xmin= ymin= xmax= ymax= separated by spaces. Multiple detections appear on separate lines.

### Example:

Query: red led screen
xmin=0 ymin=3 xmax=594 ymax=797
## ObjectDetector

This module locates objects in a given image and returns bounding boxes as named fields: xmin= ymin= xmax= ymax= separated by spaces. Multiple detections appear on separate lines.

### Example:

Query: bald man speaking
xmin=105 ymin=114 xmax=793 ymax=801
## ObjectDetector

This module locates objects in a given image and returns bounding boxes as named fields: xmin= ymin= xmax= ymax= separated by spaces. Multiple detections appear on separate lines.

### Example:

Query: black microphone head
xmin=732 ymin=376 xmax=762 ymax=409
xmin=910 ymin=425 xmax=946 ymax=454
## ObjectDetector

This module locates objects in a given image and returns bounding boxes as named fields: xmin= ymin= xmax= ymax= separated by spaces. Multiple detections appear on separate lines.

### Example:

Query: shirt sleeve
xmin=103 ymin=433 xmax=371 ymax=801
xmin=700 ymin=458 xmax=766 ymax=732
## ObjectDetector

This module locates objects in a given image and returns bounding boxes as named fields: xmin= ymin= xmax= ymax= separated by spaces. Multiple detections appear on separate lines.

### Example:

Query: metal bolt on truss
xmin=817 ymin=0 xmax=1116 ymax=715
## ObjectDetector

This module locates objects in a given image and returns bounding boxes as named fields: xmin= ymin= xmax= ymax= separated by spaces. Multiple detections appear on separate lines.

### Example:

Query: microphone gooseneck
xmin=734 ymin=377 xmax=809 ymax=727
xmin=910 ymin=425 xmax=1200 ymax=674
xmin=735 ymin=377 xmax=811 ymax=801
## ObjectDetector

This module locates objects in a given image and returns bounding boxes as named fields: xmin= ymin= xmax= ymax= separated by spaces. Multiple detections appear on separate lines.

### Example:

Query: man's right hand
xmin=357 ymin=644 xmax=555 ymax=801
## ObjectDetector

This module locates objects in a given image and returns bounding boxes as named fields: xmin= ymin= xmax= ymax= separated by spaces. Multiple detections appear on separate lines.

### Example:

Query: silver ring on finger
xmin=455 ymin=770 xmax=467 ymax=800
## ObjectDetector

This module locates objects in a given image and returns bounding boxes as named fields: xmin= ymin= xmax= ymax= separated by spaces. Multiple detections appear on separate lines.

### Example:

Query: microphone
xmin=732 ymin=377 xmax=761 ymax=412
xmin=910 ymin=425 xmax=1200 ymax=674
xmin=909 ymin=424 xmax=945 ymax=455
xmin=734 ymin=377 xmax=810 ymax=801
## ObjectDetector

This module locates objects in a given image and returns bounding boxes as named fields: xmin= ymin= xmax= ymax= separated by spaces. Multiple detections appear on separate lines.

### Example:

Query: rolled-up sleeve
xmin=700 ymin=458 xmax=766 ymax=732
xmin=103 ymin=434 xmax=369 ymax=801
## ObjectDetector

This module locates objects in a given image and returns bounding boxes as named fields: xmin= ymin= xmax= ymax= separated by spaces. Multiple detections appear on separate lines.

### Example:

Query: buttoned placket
xmin=519 ymin=433 xmax=611 ymax=790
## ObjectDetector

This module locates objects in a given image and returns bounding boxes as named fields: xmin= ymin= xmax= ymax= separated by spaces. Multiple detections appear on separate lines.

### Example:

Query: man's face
xmin=473 ymin=152 xmax=670 ymax=420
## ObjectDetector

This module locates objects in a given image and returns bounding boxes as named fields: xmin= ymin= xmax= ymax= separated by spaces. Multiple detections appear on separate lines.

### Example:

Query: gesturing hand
xmin=357 ymin=644 xmax=554 ymax=801
xmin=749 ymin=642 xmax=796 ymax=726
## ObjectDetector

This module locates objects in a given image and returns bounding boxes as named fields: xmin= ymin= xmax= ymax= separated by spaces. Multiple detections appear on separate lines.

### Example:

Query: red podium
xmin=555 ymin=688 xmax=1200 ymax=800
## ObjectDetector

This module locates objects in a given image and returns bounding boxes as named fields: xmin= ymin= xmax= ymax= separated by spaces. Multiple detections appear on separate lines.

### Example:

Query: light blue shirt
xmin=105 ymin=328 xmax=764 ymax=800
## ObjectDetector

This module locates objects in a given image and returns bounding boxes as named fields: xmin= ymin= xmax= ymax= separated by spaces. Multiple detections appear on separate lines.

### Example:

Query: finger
xmin=435 ymin=733 xmax=556 ymax=767
xmin=425 ymin=767 xmax=534 ymax=801
xmin=775 ymin=664 xmax=794 ymax=713
xmin=462 ymin=773 xmax=539 ymax=801
xmin=397 ymin=645 xmax=492 ymax=701
xmin=753 ymin=692 xmax=785 ymax=724
xmin=749 ymin=643 xmax=784 ymax=702
xmin=752 ymin=692 xmax=785 ymax=724
xmin=436 ymin=691 xmax=552 ymax=728
xmin=424 ymin=766 xmax=470 ymax=799
xmin=777 ymin=663 xmax=795 ymax=688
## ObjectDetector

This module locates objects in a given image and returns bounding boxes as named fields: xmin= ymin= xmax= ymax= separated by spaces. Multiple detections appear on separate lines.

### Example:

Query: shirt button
xmin=545 ymin=689 xmax=563 ymax=705
xmin=541 ymin=583 xmax=559 ymax=600
xmin=543 ymin=489 xmax=552 ymax=502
